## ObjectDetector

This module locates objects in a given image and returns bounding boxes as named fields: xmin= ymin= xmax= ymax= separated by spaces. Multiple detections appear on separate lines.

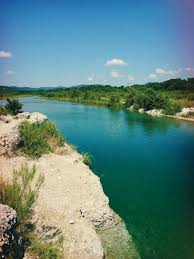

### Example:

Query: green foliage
xmin=82 ymin=152 xmax=92 ymax=166
xmin=107 ymin=95 xmax=120 ymax=107
xmin=125 ymin=88 xmax=169 ymax=111
xmin=188 ymin=93 xmax=194 ymax=101
xmin=0 ymin=163 xmax=44 ymax=223
xmin=163 ymin=102 xmax=181 ymax=115
xmin=1 ymin=77 xmax=194 ymax=113
xmin=5 ymin=98 xmax=23 ymax=115
xmin=0 ymin=105 xmax=8 ymax=115
xmin=0 ymin=164 xmax=44 ymax=258
xmin=27 ymin=235 xmax=64 ymax=259
xmin=18 ymin=121 xmax=65 ymax=158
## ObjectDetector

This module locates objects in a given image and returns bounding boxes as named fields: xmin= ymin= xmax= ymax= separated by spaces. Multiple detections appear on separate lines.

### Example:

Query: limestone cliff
xmin=0 ymin=113 xmax=139 ymax=259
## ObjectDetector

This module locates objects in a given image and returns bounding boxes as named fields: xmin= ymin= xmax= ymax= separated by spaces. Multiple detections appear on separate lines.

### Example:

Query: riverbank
xmin=40 ymin=95 xmax=194 ymax=123
xmin=0 ymin=113 xmax=139 ymax=259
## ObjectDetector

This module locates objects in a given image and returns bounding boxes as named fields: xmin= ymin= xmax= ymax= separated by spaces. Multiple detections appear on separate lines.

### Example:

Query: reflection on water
xmin=123 ymin=110 xmax=180 ymax=135
xmin=20 ymin=97 xmax=194 ymax=259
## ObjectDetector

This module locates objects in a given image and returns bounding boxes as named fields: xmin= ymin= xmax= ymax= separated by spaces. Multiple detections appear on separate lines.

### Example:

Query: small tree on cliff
xmin=5 ymin=98 xmax=23 ymax=115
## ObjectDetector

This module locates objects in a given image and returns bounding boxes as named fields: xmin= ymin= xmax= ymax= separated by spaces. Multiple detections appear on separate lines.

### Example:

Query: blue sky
xmin=0 ymin=0 xmax=194 ymax=87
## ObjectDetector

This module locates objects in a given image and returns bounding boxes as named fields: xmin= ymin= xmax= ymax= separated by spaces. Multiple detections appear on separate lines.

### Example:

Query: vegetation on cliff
xmin=0 ymin=163 xmax=64 ymax=258
xmin=0 ymin=98 xmax=23 ymax=116
xmin=0 ymin=164 xmax=43 ymax=257
xmin=18 ymin=120 xmax=65 ymax=158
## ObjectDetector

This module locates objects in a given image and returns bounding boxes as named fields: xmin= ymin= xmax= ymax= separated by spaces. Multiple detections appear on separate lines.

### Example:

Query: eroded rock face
xmin=31 ymin=152 xmax=139 ymax=259
xmin=0 ymin=204 xmax=17 ymax=258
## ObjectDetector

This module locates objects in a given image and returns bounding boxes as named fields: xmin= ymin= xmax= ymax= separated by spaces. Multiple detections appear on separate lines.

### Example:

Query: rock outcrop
xmin=0 ymin=204 xmax=17 ymax=258
xmin=146 ymin=109 xmax=162 ymax=116
xmin=176 ymin=107 xmax=194 ymax=117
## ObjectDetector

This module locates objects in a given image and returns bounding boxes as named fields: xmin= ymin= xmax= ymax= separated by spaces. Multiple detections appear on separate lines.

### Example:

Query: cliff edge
xmin=0 ymin=113 xmax=139 ymax=259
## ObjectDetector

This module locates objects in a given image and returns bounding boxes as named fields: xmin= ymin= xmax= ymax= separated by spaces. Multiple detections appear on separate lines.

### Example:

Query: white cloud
xmin=88 ymin=77 xmax=93 ymax=81
xmin=128 ymin=75 xmax=135 ymax=81
xmin=105 ymin=58 xmax=128 ymax=66
xmin=0 ymin=50 xmax=12 ymax=58
xmin=148 ymin=66 xmax=194 ymax=81
xmin=185 ymin=67 xmax=194 ymax=73
xmin=148 ymin=73 xmax=157 ymax=79
xmin=155 ymin=68 xmax=181 ymax=76
xmin=110 ymin=70 xmax=122 ymax=78
xmin=5 ymin=70 xmax=15 ymax=75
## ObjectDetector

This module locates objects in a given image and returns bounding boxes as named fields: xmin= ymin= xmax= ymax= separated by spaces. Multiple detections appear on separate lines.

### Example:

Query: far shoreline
xmin=1 ymin=94 xmax=194 ymax=123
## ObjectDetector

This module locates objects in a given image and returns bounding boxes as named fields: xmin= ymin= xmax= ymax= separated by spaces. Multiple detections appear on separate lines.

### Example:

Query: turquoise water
xmin=21 ymin=97 xmax=194 ymax=259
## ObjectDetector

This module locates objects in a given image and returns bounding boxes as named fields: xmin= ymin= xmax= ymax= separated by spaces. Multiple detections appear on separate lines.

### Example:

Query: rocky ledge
xmin=0 ymin=204 xmax=17 ymax=258
xmin=0 ymin=113 xmax=139 ymax=259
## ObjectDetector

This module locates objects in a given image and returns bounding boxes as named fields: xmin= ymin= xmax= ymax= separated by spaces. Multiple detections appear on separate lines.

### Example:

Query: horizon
xmin=1 ymin=76 xmax=194 ymax=89
xmin=1 ymin=0 xmax=194 ymax=87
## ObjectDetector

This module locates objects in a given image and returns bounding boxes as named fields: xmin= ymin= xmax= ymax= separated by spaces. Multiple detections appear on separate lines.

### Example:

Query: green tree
xmin=5 ymin=98 xmax=23 ymax=115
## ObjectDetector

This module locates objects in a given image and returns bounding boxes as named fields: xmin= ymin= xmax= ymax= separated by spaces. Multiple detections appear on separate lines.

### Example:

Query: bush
xmin=188 ymin=93 xmax=194 ymax=101
xmin=82 ymin=152 xmax=92 ymax=166
xmin=5 ymin=98 xmax=23 ymax=115
xmin=163 ymin=102 xmax=181 ymax=115
xmin=0 ymin=163 xmax=44 ymax=223
xmin=107 ymin=96 xmax=120 ymax=107
xmin=124 ymin=88 xmax=169 ymax=111
xmin=18 ymin=121 xmax=65 ymax=158
xmin=0 ymin=105 xmax=8 ymax=115
xmin=0 ymin=164 xmax=44 ymax=257
xmin=27 ymin=236 xmax=63 ymax=259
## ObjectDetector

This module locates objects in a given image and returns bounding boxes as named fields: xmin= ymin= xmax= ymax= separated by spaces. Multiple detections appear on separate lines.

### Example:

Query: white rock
xmin=15 ymin=112 xmax=30 ymax=120
xmin=176 ymin=107 xmax=194 ymax=117
xmin=138 ymin=108 xmax=144 ymax=113
xmin=146 ymin=109 xmax=162 ymax=116
xmin=29 ymin=112 xmax=47 ymax=124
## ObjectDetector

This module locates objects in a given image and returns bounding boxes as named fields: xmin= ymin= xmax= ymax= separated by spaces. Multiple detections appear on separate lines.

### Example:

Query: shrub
xmin=124 ymin=89 xmax=136 ymax=108
xmin=124 ymin=88 xmax=169 ymax=111
xmin=27 ymin=236 xmax=63 ymax=259
xmin=82 ymin=152 xmax=92 ymax=166
xmin=188 ymin=93 xmax=194 ymax=101
xmin=163 ymin=102 xmax=181 ymax=115
xmin=0 ymin=163 xmax=44 ymax=223
xmin=0 ymin=105 xmax=8 ymax=115
xmin=0 ymin=164 xmax=44 ymax=257
xmin=5 ymin=98 xmax=23 ymax=115
xmin=18 ymin=121 xmax=65 ymax=158
xmin=107 ymin=96 xmax=120 ymax=107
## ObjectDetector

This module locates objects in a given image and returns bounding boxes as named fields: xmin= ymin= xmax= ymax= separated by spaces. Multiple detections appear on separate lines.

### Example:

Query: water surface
xmin=21 ymin=97 xmax=194 ymax=259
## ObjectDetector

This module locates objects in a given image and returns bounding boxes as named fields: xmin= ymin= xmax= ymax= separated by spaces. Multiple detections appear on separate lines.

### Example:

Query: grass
xmin=18 ymin=120 xmax=65 ymax=158
xmin=176 ymin=98 xmax=194 ymax=108
xmin=0 ymin=163 xmax=44 ymax=258
xmin=0 ymin=105 xmax=8 ymax=115
xmin=0 ymin=163 xmax=44 ymax=223
xmin=69 ymin=143 xmax=77 ymax=150
xmin=82 ymin=152 xmax=92 ymax=166
xmin=27 ymin=235 xmax=64 ymax=259
xmin=0 ymin=164 xmax=63 ymax=258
